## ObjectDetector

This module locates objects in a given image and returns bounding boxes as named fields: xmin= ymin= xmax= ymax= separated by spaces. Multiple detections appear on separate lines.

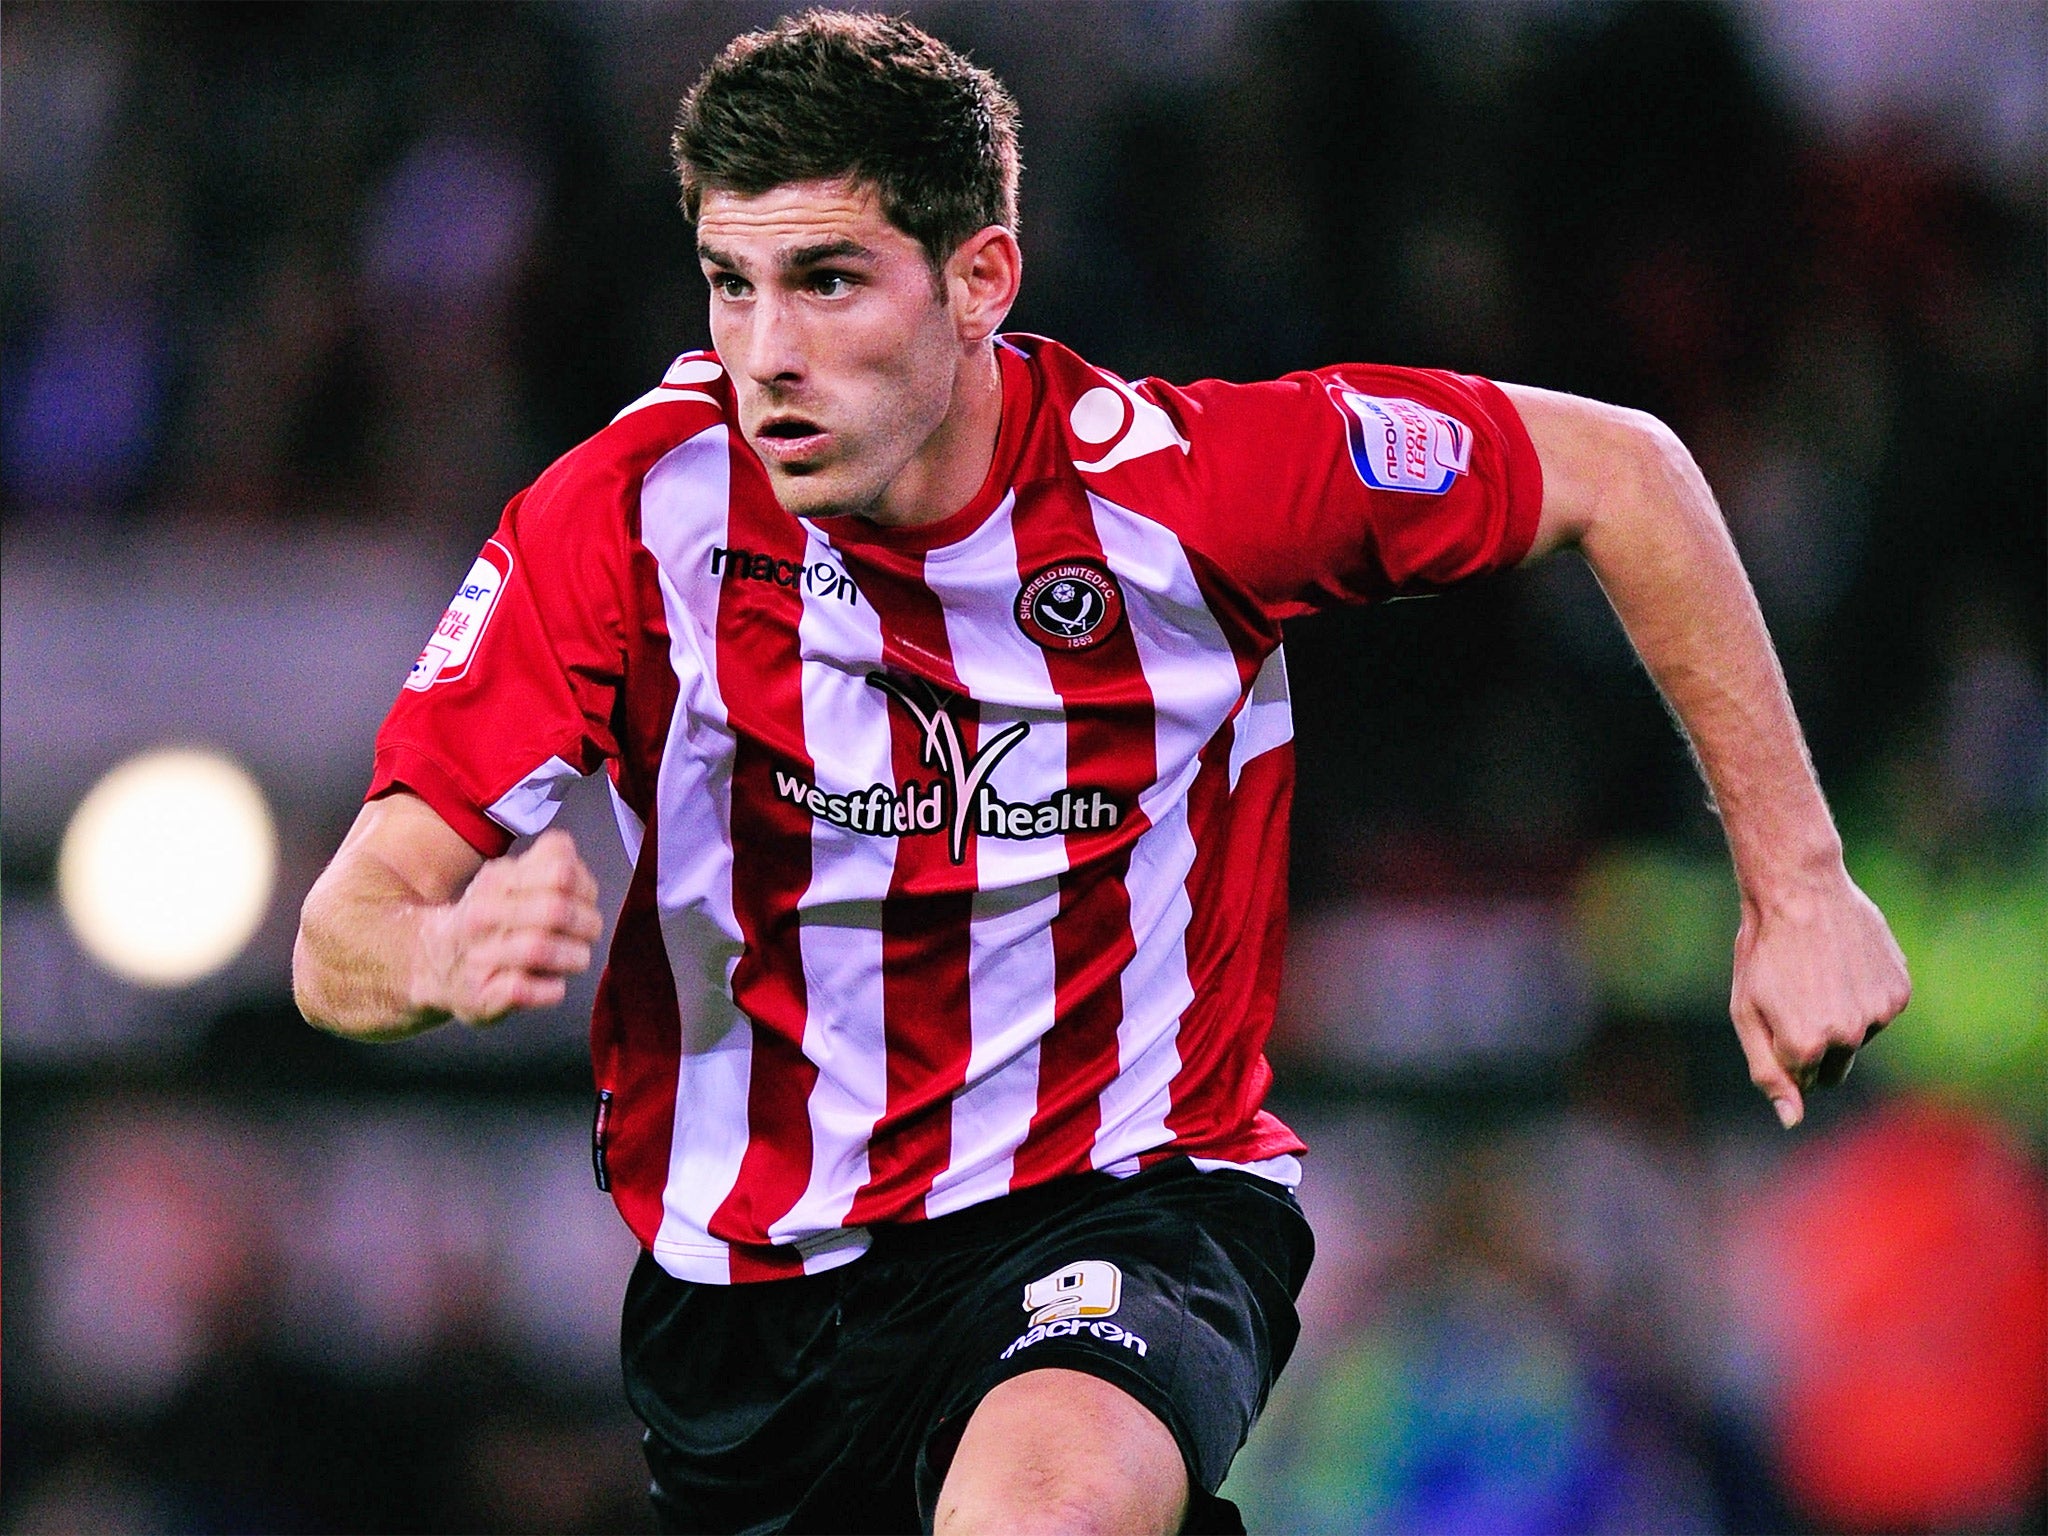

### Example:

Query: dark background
xmin=3 ymin=4 xmax=2043 ymax=1532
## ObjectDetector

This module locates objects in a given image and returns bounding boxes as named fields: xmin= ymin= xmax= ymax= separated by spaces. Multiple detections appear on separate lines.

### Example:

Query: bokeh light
xmin=57 ymin=748 xmax=279 ymax=988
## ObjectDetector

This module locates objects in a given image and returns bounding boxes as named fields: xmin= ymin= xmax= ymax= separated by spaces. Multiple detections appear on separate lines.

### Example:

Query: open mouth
xmin=755 ymin=417 xmax=830 ymax=465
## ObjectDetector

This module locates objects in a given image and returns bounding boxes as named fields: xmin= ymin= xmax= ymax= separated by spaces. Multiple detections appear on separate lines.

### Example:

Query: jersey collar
xmin=807 ymin=341 xmax=1039 ymax=558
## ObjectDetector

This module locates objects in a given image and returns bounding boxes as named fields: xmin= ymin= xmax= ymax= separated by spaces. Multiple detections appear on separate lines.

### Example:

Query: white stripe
xmin=921 ymin=495 xmax=1065 ymax=1212
xmin=922 ymin=493 xmax=1071 ymax=890
xmin=925 ymin=879 xmax=1057 ymax=1216
xmin=1096 ymin=1153 xmax=1302 ymax=1188
xmin=635 ymin=425 xmax=750 ymax=1280
xmin=1189 ymin=1153 xmax=1303 ymax=1187
xmin=1091 ymin=788 xmax=1194 ymax=1168
xmin=798 ymin=1232 xmax=871 ymax=1275
xmin=611 ymin=386 xmax=719 ymax=424
xmin=767 ymin=525 xmax=894 ymax=1241
xmin=606 ymin=779 xmax=645 ymax=868
xmin=486 ymin=755 xmax=581 ymax=836
xmin=1228 ymin=646 xmax=1294 ymax=791
xmin=1087 ymin=494 xmax=1248 ymax=1171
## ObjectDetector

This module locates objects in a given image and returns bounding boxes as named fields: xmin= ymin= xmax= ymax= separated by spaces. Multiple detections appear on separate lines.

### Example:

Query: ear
xmin=946 ymin=225 xmax=1022 ymax=344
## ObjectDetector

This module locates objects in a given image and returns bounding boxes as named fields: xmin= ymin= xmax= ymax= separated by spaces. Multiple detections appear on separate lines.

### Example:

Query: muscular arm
xmin=293 ymin=790 xmax=601 ymax=1041
xmin=1501 ymin=382 xmax=1910 ymax=1126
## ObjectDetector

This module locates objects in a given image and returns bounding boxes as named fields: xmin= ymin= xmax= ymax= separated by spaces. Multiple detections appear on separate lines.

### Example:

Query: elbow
xmin=1509 ymin=383 xmax=1708 ymax=564
xmin=1575 ymin=407 xmax=1716 ymax=562
xmin=291 ymin=882 xmax=369 ymax=1038
xmin=291 ymin=902 xmax=338 ymax=1033
xmin=1617 ymin=408 xmax=1705 ymax=506
xmin=290 ymin=881 xmax=441 ymax=1043
xmin=291 ymin=936 xmax=322 ymax=1028
xmin=1619 ymin=404 xmax=1684 ymax=456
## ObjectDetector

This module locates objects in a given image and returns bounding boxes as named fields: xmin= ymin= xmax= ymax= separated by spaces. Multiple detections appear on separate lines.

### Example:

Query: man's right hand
xmin=296 ymin=791 xmax=603 ymax=1041
xmin=418 ymin=829 xmax=603 ymax=1026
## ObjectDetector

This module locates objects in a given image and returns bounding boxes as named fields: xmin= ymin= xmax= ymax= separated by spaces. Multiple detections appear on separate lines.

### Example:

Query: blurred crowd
xmin=5 ymin=1095 xmax=648 ymax=1533
xmin=1229 ymin=1078 xmax=2047 ymax=1534
xmin=3 ymin=3 xmax=2043 ymax=1533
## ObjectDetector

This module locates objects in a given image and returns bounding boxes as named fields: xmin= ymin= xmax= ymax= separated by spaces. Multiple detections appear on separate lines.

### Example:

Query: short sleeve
xmin=367 ymin=473 xmax=630 ymax=857
xmin=1148 ymin=365 xmax=1543 ymax=621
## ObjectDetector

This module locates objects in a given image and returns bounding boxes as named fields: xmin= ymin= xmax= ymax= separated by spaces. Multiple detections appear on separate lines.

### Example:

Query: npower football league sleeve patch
xmin=1327 ymin=385 xmax=1472 ymax=494
xmin=406 ymin=540 xmax=512 ymax=692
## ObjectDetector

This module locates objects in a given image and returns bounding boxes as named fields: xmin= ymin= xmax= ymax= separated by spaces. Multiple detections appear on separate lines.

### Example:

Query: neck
xmin=866 ymin=342 xmax=1003 ymax=530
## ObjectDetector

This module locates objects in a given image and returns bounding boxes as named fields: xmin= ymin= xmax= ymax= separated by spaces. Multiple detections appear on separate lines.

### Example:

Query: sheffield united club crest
xmin=1015 ymin=561 xmax=1125 ymax=653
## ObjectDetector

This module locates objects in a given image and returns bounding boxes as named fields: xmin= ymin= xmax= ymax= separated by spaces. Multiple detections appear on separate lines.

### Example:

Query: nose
xmin=744 ymin=288 xmax=806 ymax=388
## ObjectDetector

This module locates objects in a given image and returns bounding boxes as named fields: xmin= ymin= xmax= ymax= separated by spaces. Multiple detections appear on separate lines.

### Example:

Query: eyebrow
xmin=697 ymin=237 xmax=875 ymax=273
xmin=783 ymin=238 xmax=872 ymax=268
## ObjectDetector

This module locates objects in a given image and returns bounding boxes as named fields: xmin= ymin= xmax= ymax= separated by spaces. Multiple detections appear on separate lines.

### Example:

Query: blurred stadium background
xmin=2 ymin=3 xmax=2043 ymax=1532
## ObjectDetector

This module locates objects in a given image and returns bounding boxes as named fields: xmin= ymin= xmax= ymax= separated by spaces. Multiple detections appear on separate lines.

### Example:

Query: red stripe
xmin=593 ymin=840 xmax=683 ymax=1247
xmin=839 ymin=547 xmax=978 ymax=1225
xmin=1149 ymin=533 xmax=1300 ymax=1164
xmin=1007 ymin=480 xmax=1158 ymax=1189
xmin=1181 ymin=544 xmax=1276 ymax=694
xmin=1160 ymin=731 xmax=1305 ymax=1163
xmin=590 ymin=523 xmax=685 ymax=1247
xmin=705 ymin=443 xmax=817 ymax=1275
xmin=726 ymin=1236 xmax=804 ymax=1283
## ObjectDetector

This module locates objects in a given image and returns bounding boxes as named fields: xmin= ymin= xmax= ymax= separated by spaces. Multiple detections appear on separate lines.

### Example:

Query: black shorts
xmin=621 ymin=1157 xmax=1315 ymax=1535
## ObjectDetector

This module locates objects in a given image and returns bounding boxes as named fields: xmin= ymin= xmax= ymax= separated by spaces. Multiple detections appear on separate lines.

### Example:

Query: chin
xmin=766 ymin=466 xmax=866 ymax=522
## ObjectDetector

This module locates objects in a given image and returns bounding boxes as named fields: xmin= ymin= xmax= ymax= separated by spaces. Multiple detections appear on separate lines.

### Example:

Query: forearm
xmin=1504 ymin=383 xmax=1908 ymax=1122
xmin=1577 ymin=419 xmax=1843 ymax=906
xmin=296 ymin=794 xmax=599 ymax=1038
xmin=293 ymin=851 xmax=458 ymax=1041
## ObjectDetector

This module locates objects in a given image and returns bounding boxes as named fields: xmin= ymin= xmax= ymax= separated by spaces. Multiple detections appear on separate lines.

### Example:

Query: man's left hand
xmin=1730 ymin=873 xmax=1912 ymax=1128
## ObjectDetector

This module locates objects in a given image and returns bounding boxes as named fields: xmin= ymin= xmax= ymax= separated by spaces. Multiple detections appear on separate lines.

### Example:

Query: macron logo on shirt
xmin=708 ymin=545 xmax=860 ymax=605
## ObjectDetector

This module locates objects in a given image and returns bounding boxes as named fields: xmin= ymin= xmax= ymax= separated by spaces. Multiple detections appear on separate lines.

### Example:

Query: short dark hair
xmin=672 ymin=10 xmax=1020 ymax=267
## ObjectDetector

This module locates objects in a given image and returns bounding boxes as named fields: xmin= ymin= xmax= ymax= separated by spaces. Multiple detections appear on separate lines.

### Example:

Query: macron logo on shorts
xmin=1001 ymin=1261 xmax=1149 ymax=1361
xmin=1328 ymin=386 xmax=1472 ymax=495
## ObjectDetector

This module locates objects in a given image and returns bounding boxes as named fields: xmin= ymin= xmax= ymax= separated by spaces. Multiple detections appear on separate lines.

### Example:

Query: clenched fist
xmin=419 ymin=829 xmax=603 ymax=1025
xmin=1730 ymin=871 xmax=1911 ymax=1128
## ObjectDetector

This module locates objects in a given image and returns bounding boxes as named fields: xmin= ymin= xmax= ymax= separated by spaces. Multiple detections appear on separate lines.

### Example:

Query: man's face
xmin=697 ymin=179 xmax=964 ymax=521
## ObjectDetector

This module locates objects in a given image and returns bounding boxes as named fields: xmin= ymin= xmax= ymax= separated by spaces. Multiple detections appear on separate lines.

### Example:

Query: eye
xmin=809 ymin=272 xmax=855 ymax=298
xmin=710 ymin=273 xmax=751 ymax=300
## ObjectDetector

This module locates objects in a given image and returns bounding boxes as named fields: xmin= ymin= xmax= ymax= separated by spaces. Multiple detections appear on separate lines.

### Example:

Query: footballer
xmin=295 ymin=12 xmax=1909 ymax=1533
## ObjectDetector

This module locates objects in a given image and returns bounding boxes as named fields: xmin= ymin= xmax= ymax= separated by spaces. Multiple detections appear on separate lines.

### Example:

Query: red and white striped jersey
xmin=370 ymin=334 xmax=1542 ymax=1282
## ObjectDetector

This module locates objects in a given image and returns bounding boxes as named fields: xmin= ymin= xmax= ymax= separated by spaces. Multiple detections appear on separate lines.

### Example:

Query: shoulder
xmin=521 ymin=351 xmax=738 ymax=530
xmin=1007 ymin=333 xmax=1375 ymax=503
xmin=1004 ymin=333 xmax=1197 ymax=495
